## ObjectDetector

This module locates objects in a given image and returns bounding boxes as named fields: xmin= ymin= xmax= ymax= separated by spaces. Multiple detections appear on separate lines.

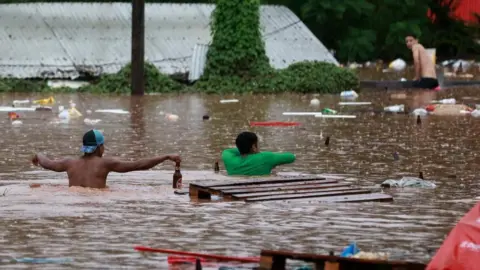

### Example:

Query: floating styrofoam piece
xmin=389 ymin=58 xmax=407 ymax=71
xmin=13 ymin=100 xmax=30 ymax=105
xmin=283 ymin=112 xmax=320 ymax=116
xmin=219 ymin=99 xmax=239 ymax=103
xmin=310 ymin=98 xmax=320 ymax=106
xmin=338 ymin=102 xmax=372 ymax=106
xmin=340 ymin=90 xmax=358 ymax=98
xmin=0 ymin=106 xmax=35 ymax=112
xmin=47 ymin=80 xmax=89 ymax=89
xmin=94 ymin=109 xmax=129 ymax=114
xmin=315 ymin=114 xmax=357 ymax=119
xmin=84 ymin=118 xmax=101 ymax=125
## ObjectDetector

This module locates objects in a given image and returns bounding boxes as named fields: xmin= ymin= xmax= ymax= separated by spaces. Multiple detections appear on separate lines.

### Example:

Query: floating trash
xmin=388 ymin=58 xmax=406 ymax=71
xmin=384 ymin=104 xmax=405 ymax=113
xmin=412 ymin=108 xmax=428 ymax=116
xmin=219 ymin=99 xmax=239 ymax=104
xmin=95 ymin=109 xmax=129 ymax=114
xmin=432 ymin=98 xmax=456 ymax=104
xmin=338 ymin=102 xmax=372 ymax=106
xmin=84 ymin=118 xmax=102 ymax=125
xmin=310 ymin=98 xmax=320 ymax=106
xmin=340 ymin=90 xmax=358 ymax=99
xmin=0 ymin=107 xmax=35 ymax=112
xmin=315 ymin=114 xmax=356 ymax=119
xmin=12 ymin=99 xmax=30 ymax=105
xmin=322 ymin=108 xmax=337 ymax=115
xmin=12 ymin=257 xmax=73 ymax=264
xmin=11 ymin=120 xmax=22 ymax=126
xmin=32 ymin=96 xmax=55 ymax=105
xmin=165 ymin=113 xmax=179 ymax=121
xmin=283 ymin=112 xmax=320 ymax=116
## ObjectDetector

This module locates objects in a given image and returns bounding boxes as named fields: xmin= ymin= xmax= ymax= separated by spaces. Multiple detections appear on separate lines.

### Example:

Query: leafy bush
xmin=195 ymin=61 xmax=358 ymax=94
xmin=79 ymin=62 xmax=184 ymax=94
xmin=0 ymin=78 xmax=48 ymax=92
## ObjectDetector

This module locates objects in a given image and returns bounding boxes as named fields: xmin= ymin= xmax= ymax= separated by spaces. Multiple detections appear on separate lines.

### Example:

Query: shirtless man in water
xmin=405 ymin=34 xmax=439 ymax=89
xmin=32 ymin=129 xmax=181 ymax=189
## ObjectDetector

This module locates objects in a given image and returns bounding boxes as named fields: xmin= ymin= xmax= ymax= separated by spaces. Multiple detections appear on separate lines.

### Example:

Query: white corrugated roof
xmin=0 ymin=3 xmax=337 ymax=79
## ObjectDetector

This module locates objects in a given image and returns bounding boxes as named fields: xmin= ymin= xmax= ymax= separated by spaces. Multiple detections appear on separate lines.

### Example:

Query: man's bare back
xmin=32 ymin=130 xmax=181 ymax=189
xmin=412 ymin=43 xmax=436 ymax=79
xmin=405 ymin=34 xmax=439 ymax=90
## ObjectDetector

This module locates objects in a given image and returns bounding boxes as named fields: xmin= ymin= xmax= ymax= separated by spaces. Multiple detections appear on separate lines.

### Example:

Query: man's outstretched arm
xmin=32 ymin=153 xmax=71 ymax=172
xmin=105 ymin=155 xmax=181 ymax=173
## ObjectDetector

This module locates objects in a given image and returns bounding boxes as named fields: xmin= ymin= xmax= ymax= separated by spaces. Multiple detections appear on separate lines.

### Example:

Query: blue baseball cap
xmin=81 ymin=129 xmax=104 ymax=154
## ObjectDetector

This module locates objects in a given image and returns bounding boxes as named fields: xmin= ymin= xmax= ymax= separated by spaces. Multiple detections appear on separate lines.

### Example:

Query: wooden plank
xmin=189 ymin=184 xmax=215 ymax=199
xmin=285 ymin=193 xmax=394 ymax=203
xmin=260 ymin=250 xmax=426 ymax=270
xmin=205 ymin=176 xmax=326 ymax=188
xmin=221 ymin=182 xmax=349 ymax=194
xmin=228 ymin=186 xmax=360 ymax=199
xmin=213 ymin=179 xmax=340 ymax=191
xmin=245 ymin=189 xmax=371 ymax=202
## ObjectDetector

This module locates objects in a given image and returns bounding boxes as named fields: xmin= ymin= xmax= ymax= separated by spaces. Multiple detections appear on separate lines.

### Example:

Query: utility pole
xmin=131 ymin=0 xmax=145 ymax=95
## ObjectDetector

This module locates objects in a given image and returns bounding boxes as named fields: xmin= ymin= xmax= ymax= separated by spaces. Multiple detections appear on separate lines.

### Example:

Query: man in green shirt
xmin=222 ymin=131 xmax=296 ymax=176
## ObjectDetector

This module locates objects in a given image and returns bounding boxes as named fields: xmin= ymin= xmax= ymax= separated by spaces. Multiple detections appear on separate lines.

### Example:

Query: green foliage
xmin=202 ymin=0 xmax=271 ymax=78
xmin=79 ymin=62 xmax=184 ymax=94
xmin=299 ymin=0 xmax=480 ymax=62
xmin=0 ymin=78 xmax=47 ymax=92
xmin=3 ymin=0 xmax=480 ymax=62
xmin=0 ymin=78 xmax=78 ymax=93
xmin=196 ymin=0 xmax=356 ymax=94
xmin=280 ymin=61 xmax=358 ymax=93
xmin=195 ymin=61 xmax=358 ymax=94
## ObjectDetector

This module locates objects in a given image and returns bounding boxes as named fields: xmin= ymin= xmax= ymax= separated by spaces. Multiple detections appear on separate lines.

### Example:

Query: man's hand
xmin=167 ymin=155 xmax=182 ymax=163
xmin=32 ymin=154 xmax=39 ymax=166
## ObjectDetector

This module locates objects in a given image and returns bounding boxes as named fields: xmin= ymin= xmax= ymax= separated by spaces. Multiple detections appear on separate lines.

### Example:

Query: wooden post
xmin=131 ymin=0 xmax=145 ymax=95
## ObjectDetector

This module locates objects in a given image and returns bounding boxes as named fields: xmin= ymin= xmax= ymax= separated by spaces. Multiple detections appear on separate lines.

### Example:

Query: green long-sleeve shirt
xmin=221 ymin=148 xmax=296 ymax=176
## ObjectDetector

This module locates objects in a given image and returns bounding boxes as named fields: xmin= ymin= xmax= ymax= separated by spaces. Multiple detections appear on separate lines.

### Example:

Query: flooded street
xmin=0 ymin=89 xmax=479 ymax=269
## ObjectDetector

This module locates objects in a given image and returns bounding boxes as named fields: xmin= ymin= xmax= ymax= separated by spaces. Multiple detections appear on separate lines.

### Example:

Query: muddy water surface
xmin=0 ymin=89 xmax=479 ymax=269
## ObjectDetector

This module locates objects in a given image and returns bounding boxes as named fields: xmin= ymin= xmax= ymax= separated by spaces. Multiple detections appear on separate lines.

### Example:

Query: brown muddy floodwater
xmin=0 ymin=88 xmax=480 ymax=269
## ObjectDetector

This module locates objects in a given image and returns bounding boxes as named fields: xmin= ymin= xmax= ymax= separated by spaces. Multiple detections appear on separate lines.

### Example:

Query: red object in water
xmin=250 ymin=121 xmax=300 ymax=127
xmin=433 ymin=86 xmax=441 ymax=91
xmin=426 ymin=105 xmax=436 ymax=112
xmin=133 ymin=246 xmax=260 ymax=263
xmin=426 ymin=202 xmax=480 ymax=270
xmin=8 ymin=112 xmax=19 ymax=119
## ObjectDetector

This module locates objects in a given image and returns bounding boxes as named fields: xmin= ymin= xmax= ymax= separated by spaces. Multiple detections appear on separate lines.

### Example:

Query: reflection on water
xmin=0 ymin=89 xmax=480 ymax=268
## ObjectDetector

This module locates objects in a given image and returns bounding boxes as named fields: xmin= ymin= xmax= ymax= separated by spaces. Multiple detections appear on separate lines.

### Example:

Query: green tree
xmin=202 ymin=0 xmax=271 ymax=79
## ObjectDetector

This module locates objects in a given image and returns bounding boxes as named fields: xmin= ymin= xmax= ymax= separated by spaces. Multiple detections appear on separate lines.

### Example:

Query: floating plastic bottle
xmin=432 ymin=98 xmax=456 ymax=104
xmin=310 ymin=98 xmax=320 ymax=106
xmin=384 ymin=104 xmax=405 ymax=113
xmin=412 ymin=108 xmax=428 ymax=116
xmin=340 ymin=242 xmax=360 ymax=257
xmin=322 ymin=108 xmax=337 ymax=115
xmin=58 ymin=106 xmax=70 ymax=119
xmin=471 ymin=110 xmax=480 ymax=118
xmin=12 ymin=99 xmax=30 ymax=105
xmin=340 ymin=90 xmax=359 ymax=99
xmin=33 ymin=96 xmax=55 ymax=105
xmin=388 ymin=58 xmax=407 ymax=71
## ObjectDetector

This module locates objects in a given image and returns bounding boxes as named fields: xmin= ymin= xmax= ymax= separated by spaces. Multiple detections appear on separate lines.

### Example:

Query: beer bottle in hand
xmin=173 ymin=162 xmax=182 ymax=189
